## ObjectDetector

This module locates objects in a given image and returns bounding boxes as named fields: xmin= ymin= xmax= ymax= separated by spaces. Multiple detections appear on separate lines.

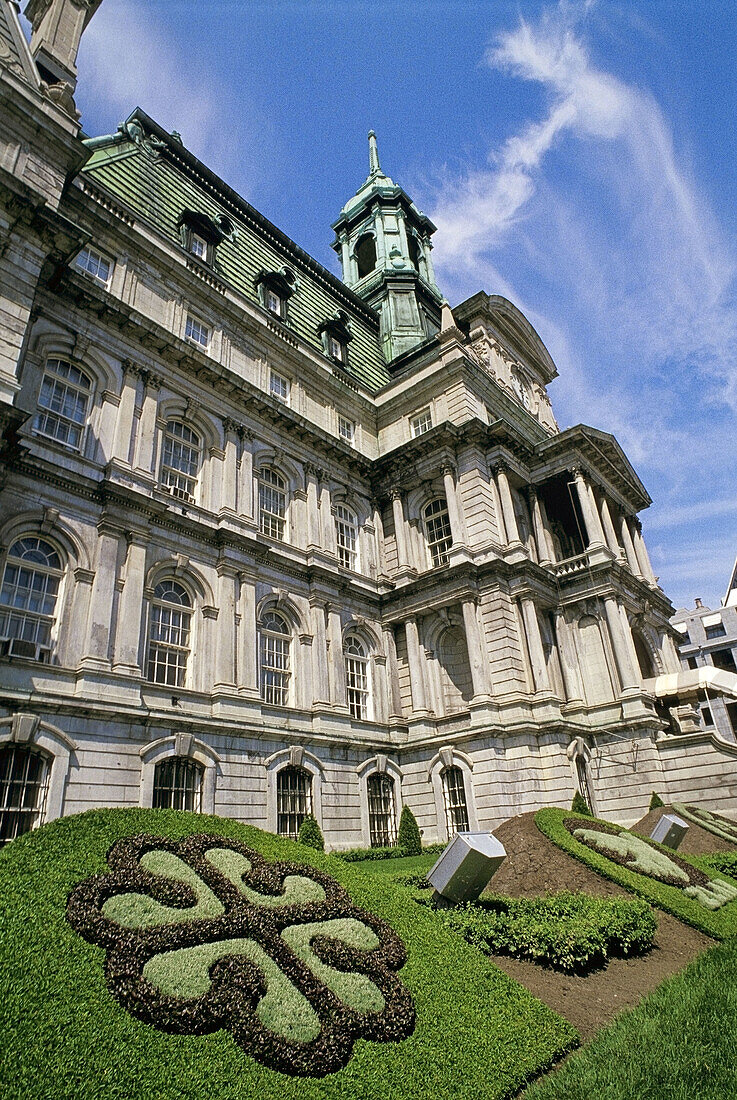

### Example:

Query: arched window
xmin=335 ymin=504 xmax=359 ymax=570
xmin=152 ymin=756 xmax=203 ymax=812
xmin=0 ymin=743 xmax=49 ymax=843
xmin=33 ymin=358 xmax=92 ymax=451
xmin=0 ymin=537 xmax=63 ymax=661
xmin=160 ymin=420 xmax=202 ymax=502
xmin=424 ymin=498 xmax=453 ymax=567
xmin=259 ymin=610 xmax=291 ymax=705
xmin=147 ymin=580 xmax=192 ymax=686
xmin=259 ymin=467 xmax=287 ymax=540
xmin=633 ymin=630 xmax=656 ymax=680
xmin=367 ymin=773 xmax=397 ymax=847
xmin=408 ymin=233 xmax=420 ymax=272
xmin=355 ymin=234 xmax=377 ymax=279
xmin=277 ymin=766 xmax=312 ymax=839
xmin=442 ymin=766 xmax=469 ymax=836
xmin=345 ymin=634 xmax=369 ymax=720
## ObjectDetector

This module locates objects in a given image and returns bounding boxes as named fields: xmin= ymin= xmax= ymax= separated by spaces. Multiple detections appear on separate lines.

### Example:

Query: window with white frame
xmin=0 ymin=743 xmax=50 ymax=844
xmin=442 ymin=766 xmax=469 ymax=836
xmin=266 ymin=288 xmax=284 ymax=318
xmin=160 ymin=420 xmax=202 ymax=502
xmin=152 ymin=756 xmax=203 ymax=812
xmin=411 ymin=408 xmax=432 ymax=437
xmin=259 ymin=610 xmax=291 ymax=705
xmin=338 ymin=415 xmax=355 ymax=445
xmin=424 ymin=498 xmax=453 ymax=567
xmin=345 ymin=634 xmax=369 ymax=720
xmin=33 ymin=358 xmax=92 ymax=451
xmin=329 ymin=334 xmax=347 ymax=364
xmin=0 ymin=537 xmax=63 ymax=662
xmin=276 ymin=766 xmax=312 ymax=839
xmin=185 ymin=314 xmax=210 ymax=349
xmin=335 ymin=504 xmax=359 ymax=570
xmin=367 ymin=773 xmax=397 ymax=847
xmin=258 ymin=467 xmax=287 ymax=540
xmin=147 ymin=580 xmax=192 ymax=687
xmin=74 ymin=245 xmax=112 ymax=286
xmin=269 ymin=370 xmax=290 ymax=403
xmin=190 ymin=234 xmax=208 ymax=260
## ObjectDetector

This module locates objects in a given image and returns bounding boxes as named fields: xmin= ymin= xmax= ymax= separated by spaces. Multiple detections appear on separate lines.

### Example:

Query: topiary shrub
xmin=571 ymin=791 xmax=592 ymax=816
xmin=397 ymin=806 xmax=422 ymax=855
xmin=649 ymin=791 xmax=665 ymax=810
xmin=298 ymin=815 xmax=325 ymax=851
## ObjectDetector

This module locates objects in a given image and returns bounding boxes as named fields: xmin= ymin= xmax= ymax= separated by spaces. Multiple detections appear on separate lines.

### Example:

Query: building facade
xmin=672 ymin=589 xmax=737 ymax=743
xmin=2 ymin=0 xmax=737 ymax=849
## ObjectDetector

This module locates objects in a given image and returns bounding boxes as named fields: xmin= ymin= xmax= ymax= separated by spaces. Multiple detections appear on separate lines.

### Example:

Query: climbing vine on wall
xmin=67 ymin=834 xmax=415 ymax=1077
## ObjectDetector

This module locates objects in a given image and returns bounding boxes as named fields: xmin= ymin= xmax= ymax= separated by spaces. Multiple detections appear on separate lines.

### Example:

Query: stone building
xmin=2 ymin=0 xmax=736 ymax=848
xmin=671 ymin=585 xmax=737 ymax=744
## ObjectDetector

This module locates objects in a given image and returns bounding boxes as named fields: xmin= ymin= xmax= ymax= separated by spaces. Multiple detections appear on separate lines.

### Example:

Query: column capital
xmin=304 ymin=461 xmax=323 ymax=480
xmin=390 ymin=484 xmax=404 ymax=501
xmin=222 ymin=416 xmax=242 ymax=435
xmin=140 ymin=369 xmax=163 ymax=391
xmin=441 ymin=462 xmax=457 ymax=479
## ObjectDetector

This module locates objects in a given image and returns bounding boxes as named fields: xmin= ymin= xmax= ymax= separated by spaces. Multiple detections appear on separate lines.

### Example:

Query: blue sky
xmin=42 ymin=0 xmax=737 ymax=610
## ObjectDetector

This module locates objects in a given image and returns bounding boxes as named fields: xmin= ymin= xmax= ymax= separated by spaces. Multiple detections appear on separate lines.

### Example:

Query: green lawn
xmin=351 ymin=852 xmax=438 ymax=877
xmin=0 ymin=808 xmax=576 ymax=1100
xmin=522 ymin=936 xmax=737 ymax=1100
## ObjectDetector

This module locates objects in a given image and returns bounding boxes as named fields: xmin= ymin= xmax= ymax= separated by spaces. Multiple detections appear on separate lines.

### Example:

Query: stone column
xmin=442 ymin=464 xmax=467 ymax=546
xmin=603 ymin=597 xmax=640 ymax=692
xmin=112 ymin=532 xmax=147 ymax=673
xmin=383 ymin=624 xmax=404 ymax=719
xmin=81 ymin=522 xmax=121 ymax=668
xmin=461 ymin=598 xmax=492 ymax=699
xmin=96 ymin=389 xmax=120 ymax=465
xmin=528 ymin=486 xmax=553 ymax=566
xmin=220 ymin=419 xmax=240 ymax=514
xmin=305 ymin=464 xmax=322 ymax=549
xmin=321 ymin=484 xmax=337 ymax=555
xmin=310 ymin=599 xmax=330 ymax=706
xmin=237 ymin=572 xmax=258 ymax=695
xmin=571 ymin=468 xmax=605 ymax=548
xmin=371 ymin=500 xmax=386 ymax=577
xmin=405 ymin=616 xmax=428 ymax=713
xmin=391 ymin=487 xmax=411 ymax=570
xmin=599 ymin=495 xmax=621 ymax=555
xmin=520 ymin=596 xmax=551 ymax=693
xmin=372 ymin=654 xmax=389 ymax=725
xmin=238 ymin=429 xmax=254 ymax=519
xmin=553 ymin=609 xmax=586 ymax=704
xmin=133 ymin=371 xmax=161 ymax=475
xmin=632 ymin=519 xmax=658 ymax=584
xmin=111 ymin=360 xmax=138 ymax=464
xmin=618 ymin=513 xmax=641 ymax=575
xmin=214 ymin=564 xmax=238 ymax=691
xmin=493 ymin=462 xmax=522 ymax=546
xmin=327 ymin=606 xmax=347 ymax=708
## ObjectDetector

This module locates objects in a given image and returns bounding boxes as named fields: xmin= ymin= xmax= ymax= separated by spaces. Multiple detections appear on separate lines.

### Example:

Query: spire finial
xmin=368 ymin=130 xmax=381 ymax=175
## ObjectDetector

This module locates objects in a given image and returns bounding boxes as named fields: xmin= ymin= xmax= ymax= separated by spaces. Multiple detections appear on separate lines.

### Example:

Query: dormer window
xmin=256 ymin=267 xmax=297 ymax=322
xmin=319 ymin=310 xmax=353 ymax=367
xmin=177 ymin=210 xmax=227 ymax=265
xmin=190 ymin=234 xmax=207 ymax=260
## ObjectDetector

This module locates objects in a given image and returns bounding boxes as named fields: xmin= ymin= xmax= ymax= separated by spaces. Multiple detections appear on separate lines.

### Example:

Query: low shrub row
xmin=338 ymin=842 xmax=445 ymax=863
xmin=435 ymin=892 xmax=656 ymax=973
xmin=536 ymin=808 xmax=737 ymax=939
xmin=701 ymin=851 xmax=737 ymax=878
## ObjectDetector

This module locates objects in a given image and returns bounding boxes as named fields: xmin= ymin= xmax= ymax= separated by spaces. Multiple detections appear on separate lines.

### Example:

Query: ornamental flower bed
xmin=672 ymin=803 xmax=737 ymax=846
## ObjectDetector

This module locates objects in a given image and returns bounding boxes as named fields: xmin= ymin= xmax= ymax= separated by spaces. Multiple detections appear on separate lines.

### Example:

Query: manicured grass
xmin=353 ymin=852 xmax=439 ymax=877
xmin=536 ymin=808 xmax=737 ymax=938
xmin=522 ymin=936 xmax=737 ymax=1100
xmin=0 ymin=809 xmax=577 ymax=1100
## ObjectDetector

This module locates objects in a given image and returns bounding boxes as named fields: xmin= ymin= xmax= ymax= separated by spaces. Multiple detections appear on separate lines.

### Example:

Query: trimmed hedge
xmin=338 ymin=843 xmax=444 ymax=863
xmin=536 ymin=808 xmax=737 ymax=938
xmin=0 ymin=808 xmax=577 ymax=1100
xmin=437 ymin=892 xmax=656 ymax=973
xmin=397 ymin=807 xmax=422 ymax=855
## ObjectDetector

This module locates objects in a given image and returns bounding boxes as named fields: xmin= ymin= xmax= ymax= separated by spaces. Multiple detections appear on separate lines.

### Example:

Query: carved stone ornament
xmin=41 ymin=81 xmax=80 ymax=120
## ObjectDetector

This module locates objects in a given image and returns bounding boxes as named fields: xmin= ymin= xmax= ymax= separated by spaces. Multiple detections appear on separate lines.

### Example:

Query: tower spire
xmin=368 ymin=130 xmax=381 ymax=176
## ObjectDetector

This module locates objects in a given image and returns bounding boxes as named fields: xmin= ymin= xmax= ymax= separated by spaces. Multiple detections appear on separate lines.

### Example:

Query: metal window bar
xmin=152 ymin=757 xmax=202 ymax=812
xmin=0 ymin=744 xmax=49 ymax=844
xmin=442 ymin=766 xmax=469 ymax=835
xmin=277 ymin=766 xmax=312 ymax=839
xmin=367 ymin=773 xmax=397 ymax=847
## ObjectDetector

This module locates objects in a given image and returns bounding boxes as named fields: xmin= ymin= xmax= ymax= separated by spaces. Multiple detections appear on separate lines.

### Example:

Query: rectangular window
xmin=712 ymin=648 xmax=737 ymax=673
xmin=411 ymin=408 xmax=432 ymax=437
xmin=266 ymin=289 xmax=283 ymax=317
xmin=269 ymin=371 xmax=290 ymax=403
xmin=75 ymin=245 xmax=112 ymax=286
xmin=329 ymin=335 xmax=346 ymax=363
xmin=705 ymin=623 xmax=727 ymax=640
xmin=728 ymin=702 xmax=737 ymax=738
xmin=185 ymin=315 xmax=210 ymax=348
xmin=190 ymin=234 xmax=207 ymax=260
xmin=701 ymin=706 xmax=714 ymax=727
xmin=686 ymin=655 xmax=699 ymax=670
xmin=338 ymin=415 xmax=355 ymax=445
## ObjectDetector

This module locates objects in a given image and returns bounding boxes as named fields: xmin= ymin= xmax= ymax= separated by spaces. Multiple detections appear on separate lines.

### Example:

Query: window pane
xmin=147 ymin=581 xmax=192 ymax=686
xmin=367 ymin=774 xmax=396 ymax=847
xmin=442 ymin=767 xmax=469 ymax=836
xmin=0 ymin=539 xmax=62 ymax=660
xmin=424 ymin=499 xmax=453 ymax=567
xmin=161 ymin=421 xmax=201 ymax=501
xmin=0 ymin=744 xmax=49 ymax=843
xmin=34 ymin=359 xmax=91 ymax=451
xmin=276 ymin=766 xmax=312 ymax=839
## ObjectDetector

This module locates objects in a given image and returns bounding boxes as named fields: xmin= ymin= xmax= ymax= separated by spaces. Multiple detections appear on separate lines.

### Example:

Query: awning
xmin=643 ymin=667 xmax=737 ymax=701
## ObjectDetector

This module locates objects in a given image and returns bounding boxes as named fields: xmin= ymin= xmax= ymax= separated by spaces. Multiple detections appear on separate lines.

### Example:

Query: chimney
xmin=694 ymin=597 xmax=703 ymax=609
xmin=24 ymin=0 xmax=103 ymax=90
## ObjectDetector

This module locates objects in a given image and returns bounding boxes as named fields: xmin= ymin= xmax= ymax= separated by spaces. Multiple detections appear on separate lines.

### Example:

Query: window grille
xmin=152 ymin=756 xmax=202 ymax=812
xmin=338 ymin=416 xmax=355 ymax=445
xmin=411 ymin=408 xmax=432 ymax=436
xmin=345 ymin=634 xmax=369 ymax=720
xmin=259 ymin=610 xmax=290 ymax=705
xmin=0 ymin=537 xmax=62 ymax=660
xmin=147 ymin=580 xmax=192 ymax=687
xmin=424 ymin=498 xmax=453 ymax=567
xmin=185 ymin=315 xmax=210 ymax=348
xmin=0 ymin=744 xmax=49 ymax=844
xmin=335 ymin=504 xmax=358 ymax=570
xmin=367 ymin=773 xmax=396 ymax=847
xmin=442 ymin=766 xmax=469 ymax=836
xmin=161 ymin=420 xmax=201 ymax=502
xmin=75 ymin=245 xmax=111 ymax=285
xmin=259 ymin=468 xmax=287 ymax=540
xmin=33 ymin=358 xmax=92 ymax=451
xmin=277 ymin=766 xmax=312 ymax=839
xmin=269 ymin=371 xmax=289 ymax=403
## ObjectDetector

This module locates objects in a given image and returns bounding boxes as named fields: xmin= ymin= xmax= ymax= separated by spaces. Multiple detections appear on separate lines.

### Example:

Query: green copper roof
xmin=80 ymin=110 xmax=391 ymax=392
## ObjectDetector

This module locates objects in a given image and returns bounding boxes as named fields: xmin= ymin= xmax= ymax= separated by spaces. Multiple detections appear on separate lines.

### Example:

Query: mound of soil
xmin=483 ymin=812 xmax=713 ymax=1041
xmin=633 ymin=805 xmax=737 ymax=855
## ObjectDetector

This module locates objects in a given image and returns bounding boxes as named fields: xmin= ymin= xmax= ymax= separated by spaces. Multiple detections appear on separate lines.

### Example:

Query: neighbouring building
xmin=2 ymin=0 xmax=736 ymax=849
xmin=671 ymin=575 xmax=737 ymax=743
